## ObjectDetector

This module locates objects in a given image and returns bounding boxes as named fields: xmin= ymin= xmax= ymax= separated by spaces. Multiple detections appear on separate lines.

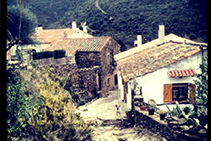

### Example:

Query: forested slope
xmin=8 ymin=0 xmax=207 ymax=51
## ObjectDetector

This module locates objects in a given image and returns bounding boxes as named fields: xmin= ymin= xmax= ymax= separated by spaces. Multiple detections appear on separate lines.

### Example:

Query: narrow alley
xmin=76 ymin=90 xmax=167 ymax=141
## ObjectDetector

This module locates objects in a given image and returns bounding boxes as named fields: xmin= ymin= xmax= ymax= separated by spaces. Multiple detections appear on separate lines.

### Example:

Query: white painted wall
xmin=127 ymin=82 xmax=132 ymax=109
xmin=21 ymin=44 xmax=50 ymax=52
xmin=135 ymin=51 xmax=206 ymax=105
xmin=10 ymin=45 xmax=17 ymax=56
xmin=117 ymin=50 xmax=207 ymax=109
xmin=68 ymin=30 xmax=93 ymax=38
xmin=117 ymin=70 xmax=124 ymax=101
xmin=157 ymin=104 xmax=194 ymax=111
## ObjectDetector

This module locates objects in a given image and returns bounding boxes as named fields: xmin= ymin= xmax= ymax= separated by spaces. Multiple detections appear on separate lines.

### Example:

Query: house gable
xmin=44 ymin=36 xmax=111 ymax=56
xmin=133 ymin=51 xmax=206 ymax=104
xmin=114 ymin=33 xmax=207 ymax=82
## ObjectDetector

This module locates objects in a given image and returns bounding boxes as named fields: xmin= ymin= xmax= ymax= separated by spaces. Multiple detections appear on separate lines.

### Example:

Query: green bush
xmin=7 ymin=66 xmax=93 ymax=140
xmin=194 ymin=57 xmax=208 ymax=106
xmin=183 ymin=107 xmax=190 ymax=115
xmin=7 ymin=69 xmax=36 ymax=139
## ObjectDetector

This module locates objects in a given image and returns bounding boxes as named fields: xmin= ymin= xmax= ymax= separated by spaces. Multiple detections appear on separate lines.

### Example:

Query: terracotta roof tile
xmin=33 ymin=28 xmax=93 ymax=44
xmin=44 ymin=36 xmax=111 ymax=56
xmin=114 ymin=33 xmax=207 ymax=82
xmin=168 ymin=69 xmax=196 ymax=77
xmin=114 ymin=33 xmax=207 ymax=61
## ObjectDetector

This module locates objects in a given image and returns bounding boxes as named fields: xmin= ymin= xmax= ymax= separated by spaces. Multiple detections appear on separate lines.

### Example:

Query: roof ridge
xmin=57 ymin=36 xmax=109 ymax=40
xmin=114 ymin=33 xmax=207 ymax=61
xmin=37 ymin=28 xmax=73 ymax=30
xmin=100 ymin=36 xmax=111 ymax=51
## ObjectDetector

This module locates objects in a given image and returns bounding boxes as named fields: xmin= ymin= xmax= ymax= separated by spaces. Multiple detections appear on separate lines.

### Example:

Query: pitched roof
xmin=44 ymin=36 xmax=111 ymax=56
xmin=114 ymin=33 xmax=207 ymax=82
xmin=33 ymin=28 xmax=93 ymax=44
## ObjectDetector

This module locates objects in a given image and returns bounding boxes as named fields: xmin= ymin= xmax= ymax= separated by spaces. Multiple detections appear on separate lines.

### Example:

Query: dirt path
xmin=76 ymin=90 xmax=167 ymax=141
xmin=95 ymin=0 xmax=107 ymax=14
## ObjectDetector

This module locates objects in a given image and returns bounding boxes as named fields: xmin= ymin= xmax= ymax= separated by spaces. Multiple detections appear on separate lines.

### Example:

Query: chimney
xmin=134 ymin=35 xmax=142 ymax=47
xmin=83 ymin=26 xmax=88 ymax=33
xmin=72 ymin=21 xmax=77 ymax=30
xmin=158 ymin=25 xmax=165 ymax=44
xmin=35 ymin=26 xmax=43 ymax=31
xmin=35 ymin=24 xmax=43 ymax=31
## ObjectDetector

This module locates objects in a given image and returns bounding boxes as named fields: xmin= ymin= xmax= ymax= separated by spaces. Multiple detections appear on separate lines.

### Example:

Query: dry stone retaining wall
xmin=135 ymin=111 xmax=205 ymax=141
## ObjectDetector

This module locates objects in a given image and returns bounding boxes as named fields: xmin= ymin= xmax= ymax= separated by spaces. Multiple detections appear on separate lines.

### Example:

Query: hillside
xmin=8 ymin=0 xmax=207 ymax=51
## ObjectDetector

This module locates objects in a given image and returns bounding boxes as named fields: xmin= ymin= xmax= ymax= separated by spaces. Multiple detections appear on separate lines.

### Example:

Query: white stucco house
xmin=114 ymin=25 xmax=207 ymax=110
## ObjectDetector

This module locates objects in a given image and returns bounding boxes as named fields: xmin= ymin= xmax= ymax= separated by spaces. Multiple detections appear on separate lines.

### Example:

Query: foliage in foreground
xmin=7 ymin=67 xmax=93 ymax=141
xmin=194 ymin=57 xmax=208 ymax=106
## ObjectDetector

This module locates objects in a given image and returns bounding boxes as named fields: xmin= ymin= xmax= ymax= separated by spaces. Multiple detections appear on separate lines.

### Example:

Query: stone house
xmin=7 ymin=21 xmax=92 ymax=66
xmin=44 ymin=36 xmax=121 ymax=94
xmin=114 ymin=25 xmax=207 ymax=109
xmin=7 ymin=20 xmax=120 ymax=95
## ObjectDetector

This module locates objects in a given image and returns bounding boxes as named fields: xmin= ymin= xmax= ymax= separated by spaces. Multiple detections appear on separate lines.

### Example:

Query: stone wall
xmin=46 ymin=63 xmax=99 ymax=94
xmin=135 ymin=111 xmax=206 ymax=141
xmin=100 ymin=38 xmax=120 ymax=94
xmin=75 ymin=52 xmax=101 ymax=68
xmin=75 ymin=37 xmax=120 ymax=95
xmin=35 ymin=59 xmax=99 ymax=105
xmin=78 ymin=66 xmax=101 ymax=93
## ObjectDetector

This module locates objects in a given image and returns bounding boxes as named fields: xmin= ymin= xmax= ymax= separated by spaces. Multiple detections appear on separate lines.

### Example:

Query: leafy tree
xmin=193 ymin=56 xmax=208 ymax=128
xmin=7 ymin=4 xmax=38 ymax=51
xmin=194 ymin=57 xmax=208 ymax=106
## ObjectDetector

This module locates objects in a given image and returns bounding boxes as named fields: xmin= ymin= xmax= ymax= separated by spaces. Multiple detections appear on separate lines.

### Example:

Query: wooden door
xmin=188 ymin=83 xmax=196 ymax=103
xmin=164 ymin=84 xmax=172 ymax=103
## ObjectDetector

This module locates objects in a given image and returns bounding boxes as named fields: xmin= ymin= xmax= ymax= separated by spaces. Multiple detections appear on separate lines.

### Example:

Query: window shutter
xmin=164 ymin=84 xmax=172 ymax=102
xmin=188 ymin=83 xmax=196 ymax=103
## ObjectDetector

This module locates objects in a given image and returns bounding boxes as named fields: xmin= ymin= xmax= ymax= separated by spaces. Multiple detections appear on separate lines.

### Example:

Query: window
xmin=106 ymin=49 xmax=114 ymax=65
xmin=172 ymin=83 xmax=188 ymax=101
xmin=107 ymin=78 xmax=110 ymax=87
xmin=111 ymin=49 xmax=114 ymax=66
xmin=114 ymin=74 xmax=118 ymax=85
xmin=164 ymin=83 xmax=195 ymax=103
xmin=106 ymin=52 xmax=110 ymax=64
xmin=96 ymin=73 xmax=101 ymax=91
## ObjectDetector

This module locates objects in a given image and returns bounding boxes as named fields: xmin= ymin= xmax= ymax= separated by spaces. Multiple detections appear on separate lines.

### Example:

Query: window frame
xmin=172 ymin=83 xmax=188 ymax=102
xmin=164 ymin=83 xmax=195 ymax=104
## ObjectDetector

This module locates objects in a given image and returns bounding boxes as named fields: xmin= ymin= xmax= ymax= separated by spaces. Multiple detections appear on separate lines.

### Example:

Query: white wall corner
xmin=127 ymin=81 xmax=132 ymax=109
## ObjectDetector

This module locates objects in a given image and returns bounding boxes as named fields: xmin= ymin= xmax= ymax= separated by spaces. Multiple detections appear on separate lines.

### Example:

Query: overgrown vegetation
xmin=7 ymin=66 xmax=93 ymax=140
xmin=194 ymin=57 xmax=208 ymax=106
xmin=8 ymin=0 xmax=207 ymax=51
